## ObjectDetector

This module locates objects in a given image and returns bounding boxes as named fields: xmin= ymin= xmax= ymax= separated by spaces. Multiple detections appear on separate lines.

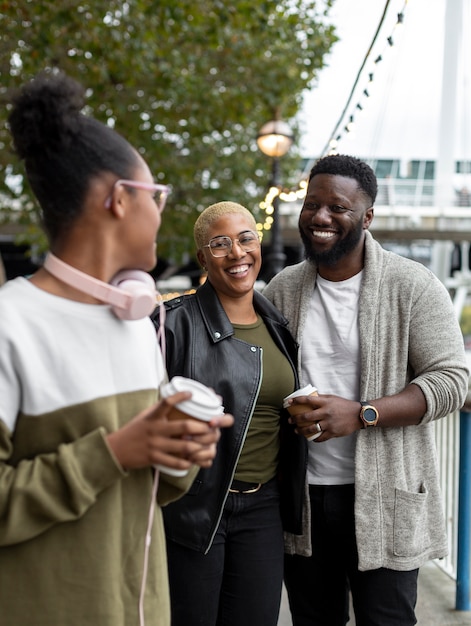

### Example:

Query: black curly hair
xmin=8 ymin=69 xmax=139 ymax=242
xmin=309 ymin=154 xmax=378 ymax=205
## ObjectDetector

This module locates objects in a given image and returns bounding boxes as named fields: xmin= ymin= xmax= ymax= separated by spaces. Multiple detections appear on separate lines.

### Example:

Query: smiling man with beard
xmin=263 ymin=154 xmax=468 ymax=626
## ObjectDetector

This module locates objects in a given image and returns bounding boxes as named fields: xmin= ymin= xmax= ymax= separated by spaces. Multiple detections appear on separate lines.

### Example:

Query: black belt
xmin=229 ymin=479 xmax=262 ymax=494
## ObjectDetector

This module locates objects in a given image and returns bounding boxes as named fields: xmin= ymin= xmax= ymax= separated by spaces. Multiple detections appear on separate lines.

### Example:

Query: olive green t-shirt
xmin=232 ymin=315 xmax=295 ymax=483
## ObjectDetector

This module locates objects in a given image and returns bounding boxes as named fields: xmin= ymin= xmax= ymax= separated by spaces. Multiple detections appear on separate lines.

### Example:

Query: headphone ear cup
xmin=110 ymin=270 xmax=157 ymax=320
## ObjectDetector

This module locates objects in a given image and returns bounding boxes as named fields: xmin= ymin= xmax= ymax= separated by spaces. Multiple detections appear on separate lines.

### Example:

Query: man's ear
xmin=363 ymin=206 xmax=374 ymax=229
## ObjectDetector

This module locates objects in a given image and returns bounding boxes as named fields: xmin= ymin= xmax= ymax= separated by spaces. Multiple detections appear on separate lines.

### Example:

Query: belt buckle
xmin=229 ymin=482 xmax=262 ymax=494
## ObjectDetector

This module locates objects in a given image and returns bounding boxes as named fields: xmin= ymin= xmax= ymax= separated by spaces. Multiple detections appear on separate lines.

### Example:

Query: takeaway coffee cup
xmin=283 ymin=384 xmax=320 ymax=441
xmin=156 ymin=376 xmax=225 ymax=476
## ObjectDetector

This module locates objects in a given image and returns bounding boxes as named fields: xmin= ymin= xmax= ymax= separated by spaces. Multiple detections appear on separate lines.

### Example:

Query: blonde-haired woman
xmin=153 ymin=202 xmax=306 ymax=626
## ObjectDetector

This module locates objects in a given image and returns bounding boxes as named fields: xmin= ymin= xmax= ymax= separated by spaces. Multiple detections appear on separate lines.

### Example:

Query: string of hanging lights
xmin=256 ymin=0 xmax=409 ymax=235
xmin=318 ymin=0 xmax=408 ymax=162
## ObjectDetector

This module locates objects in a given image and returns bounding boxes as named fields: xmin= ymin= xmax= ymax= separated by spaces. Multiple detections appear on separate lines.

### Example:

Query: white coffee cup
xmin=156 ymin=376 xmax=224 ymax=476
xmin=283 ymin=384 xmax=320 ymax=441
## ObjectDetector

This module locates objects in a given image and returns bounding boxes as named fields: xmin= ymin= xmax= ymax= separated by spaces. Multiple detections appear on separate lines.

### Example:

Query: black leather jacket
xmin=152 ymin=280 xmax=307 ymax=554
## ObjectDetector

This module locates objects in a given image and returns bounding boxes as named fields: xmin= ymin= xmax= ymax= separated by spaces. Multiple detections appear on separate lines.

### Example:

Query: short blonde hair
xmin=194 ymin=201 xmax=257 ymax=250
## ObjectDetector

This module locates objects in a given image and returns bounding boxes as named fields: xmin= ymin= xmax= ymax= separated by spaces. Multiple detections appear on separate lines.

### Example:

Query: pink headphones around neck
xmin=43 ymin=253 xmax=157 ymax=320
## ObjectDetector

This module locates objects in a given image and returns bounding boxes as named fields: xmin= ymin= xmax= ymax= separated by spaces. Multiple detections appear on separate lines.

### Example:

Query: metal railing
xmin=435 ymin=410 xmax=461 ymax=579
xmin=375 ymin=179 xmax=471 ymax=208
xmin=457 ymin=411 xmax=471 ymax=610
xmin=376 ymin=180 xmax=436 ymax=207
xmin=435 ymin=409 xmax=471 ymax=610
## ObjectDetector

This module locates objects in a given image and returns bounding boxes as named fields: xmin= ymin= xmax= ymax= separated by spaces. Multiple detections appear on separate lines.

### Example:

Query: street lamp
xmin=257 ymin=119 xmax=294 ymax=280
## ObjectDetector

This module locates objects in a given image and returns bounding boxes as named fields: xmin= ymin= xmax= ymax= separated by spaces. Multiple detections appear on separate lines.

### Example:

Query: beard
xmin=299 ymin=218 xmax=364 ymax=267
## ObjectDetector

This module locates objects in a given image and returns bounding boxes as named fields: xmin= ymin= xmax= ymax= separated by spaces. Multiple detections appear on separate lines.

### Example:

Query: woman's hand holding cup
xmin=106 ymin=377 xmax=233 ymax=473
xmin=155 ymin=376 xmax=232 ymax=476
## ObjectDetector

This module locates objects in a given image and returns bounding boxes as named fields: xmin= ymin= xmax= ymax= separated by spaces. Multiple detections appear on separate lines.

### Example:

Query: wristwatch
xmin=359 ymin=402 xmax=379 ymax=428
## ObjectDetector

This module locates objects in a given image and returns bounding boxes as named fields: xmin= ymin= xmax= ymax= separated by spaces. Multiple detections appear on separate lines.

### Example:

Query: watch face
xmin=363 ymin=408 xmax=377 ymax=423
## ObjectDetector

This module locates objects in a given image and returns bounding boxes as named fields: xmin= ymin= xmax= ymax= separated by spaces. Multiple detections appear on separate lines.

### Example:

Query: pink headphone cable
xmin=139 ymin=296 xmax=166 ymax=626
xmin=154 ymin=292 xmax=166 ymax=363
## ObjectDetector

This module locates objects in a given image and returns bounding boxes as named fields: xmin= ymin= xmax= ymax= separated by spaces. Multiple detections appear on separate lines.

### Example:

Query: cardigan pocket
xmin=392 ymin=483 xmax=431 ymax=557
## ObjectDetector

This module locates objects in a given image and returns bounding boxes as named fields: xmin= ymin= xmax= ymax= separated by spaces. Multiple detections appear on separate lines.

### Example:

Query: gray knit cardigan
xmin=263 ymin=231 xmax=469 ymax=571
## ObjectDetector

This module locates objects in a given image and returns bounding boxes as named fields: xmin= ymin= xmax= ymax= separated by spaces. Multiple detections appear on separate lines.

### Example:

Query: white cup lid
xmin=160 ymin=376 xmax=224 ymax=421
xmin=283 ymin=384 xmax=318 ymax=408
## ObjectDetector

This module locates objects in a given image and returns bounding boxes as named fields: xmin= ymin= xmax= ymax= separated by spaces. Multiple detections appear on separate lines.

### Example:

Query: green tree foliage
xmin=0 ymin=0 xmax=336 ymax=265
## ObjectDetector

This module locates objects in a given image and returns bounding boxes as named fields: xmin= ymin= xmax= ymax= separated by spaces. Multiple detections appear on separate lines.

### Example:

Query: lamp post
xmin=257 ymin=119 xmax=294 ymax=280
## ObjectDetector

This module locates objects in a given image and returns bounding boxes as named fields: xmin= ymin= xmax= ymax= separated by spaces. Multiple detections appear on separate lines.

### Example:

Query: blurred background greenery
xmin=0 ymin=0 xmax=337 ymax=276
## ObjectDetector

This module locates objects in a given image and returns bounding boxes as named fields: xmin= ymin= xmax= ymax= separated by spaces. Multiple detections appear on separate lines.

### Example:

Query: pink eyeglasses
xmin=104 ymin=179 xmax=171 ymax=213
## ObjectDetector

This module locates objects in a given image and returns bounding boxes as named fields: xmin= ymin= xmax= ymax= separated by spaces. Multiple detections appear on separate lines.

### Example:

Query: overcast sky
xmin=297 ymin=0 xmax=470 ymax=165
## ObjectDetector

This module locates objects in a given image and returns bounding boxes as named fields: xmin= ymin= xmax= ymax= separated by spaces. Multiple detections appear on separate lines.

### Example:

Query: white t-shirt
xmin=301 ymin=271 xmax=362 ymax=485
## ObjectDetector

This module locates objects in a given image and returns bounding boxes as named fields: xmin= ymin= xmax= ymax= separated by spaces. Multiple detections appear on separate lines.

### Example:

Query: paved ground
xmin=278 ymin=561 xmax=471 ymax=625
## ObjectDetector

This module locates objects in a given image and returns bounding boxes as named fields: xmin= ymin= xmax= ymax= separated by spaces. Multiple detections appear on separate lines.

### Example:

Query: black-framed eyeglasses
xmin=104 ymin=179 xmax=171 ymax=213
xmin=203 ymin=230 xmax=261 ymax=258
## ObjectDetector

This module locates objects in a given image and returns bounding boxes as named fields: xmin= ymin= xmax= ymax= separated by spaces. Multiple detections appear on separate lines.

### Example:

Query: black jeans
xmin=167 ymin=477 xmax=284 ymax=626
xmin=284 ymin=484 xmax=419 ymax=626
